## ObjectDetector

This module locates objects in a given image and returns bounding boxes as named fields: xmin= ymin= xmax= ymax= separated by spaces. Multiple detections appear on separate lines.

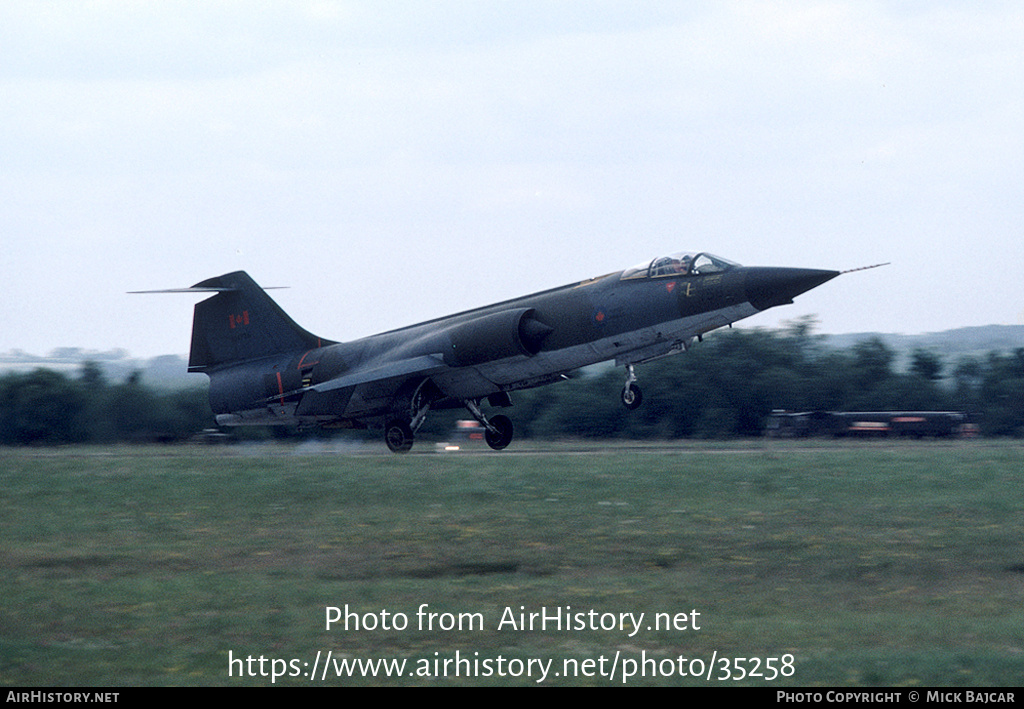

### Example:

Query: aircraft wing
xmin=285 ymin=353 xmax=453 ymax=422
xmin=302 ymin=354 xmax=448 ymax=394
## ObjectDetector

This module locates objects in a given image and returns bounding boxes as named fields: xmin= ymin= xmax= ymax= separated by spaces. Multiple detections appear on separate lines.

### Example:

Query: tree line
xmin=2 ymin=325 xmax=1023 ymax=445
xmin=0 ymin=362 xmax=211 ymax=445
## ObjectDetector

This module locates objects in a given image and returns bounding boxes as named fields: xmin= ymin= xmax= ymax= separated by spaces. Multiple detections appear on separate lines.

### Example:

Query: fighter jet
xmin=141 ymin=252 xmax=847 ymax=452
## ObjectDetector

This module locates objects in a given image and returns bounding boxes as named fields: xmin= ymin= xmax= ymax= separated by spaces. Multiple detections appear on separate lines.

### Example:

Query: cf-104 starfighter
xmin=142 ymin=252 xmax=847 ymax=452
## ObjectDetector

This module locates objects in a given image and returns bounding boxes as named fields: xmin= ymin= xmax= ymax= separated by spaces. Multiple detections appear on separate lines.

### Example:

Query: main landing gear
xmin=465 ymin=399 xmax=514 ymax=451
xmin=384 ymin=419 xmax=415 ymax=453
xmin=621 ymin=364 xmax=643 ymax=410
xmin=382 ymin=385 xmax=515 ymax=453
xmin=384 ymin=379 xmax=433 ymax=453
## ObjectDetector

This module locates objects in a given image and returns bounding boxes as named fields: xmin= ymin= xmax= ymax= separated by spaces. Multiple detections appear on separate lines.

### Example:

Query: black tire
xmin=484 ymin=415 xmax=514 ymax=451
xmin=384 ymin=420 xmax=414 ymax=453
xmin=621 ymin=383 xmax=643 ymax=410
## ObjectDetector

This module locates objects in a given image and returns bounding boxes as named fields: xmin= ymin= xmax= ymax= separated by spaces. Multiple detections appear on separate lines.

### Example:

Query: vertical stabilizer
xmin=187 ymin=271 xmax=332 ymax=372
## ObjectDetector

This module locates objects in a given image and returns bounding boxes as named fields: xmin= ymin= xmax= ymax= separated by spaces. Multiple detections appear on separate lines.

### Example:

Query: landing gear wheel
xmin=484 ymin=414 xmax=514 ymax=451
xmin=621 ymin=383 xmax=643 ymax=410
xmin=384 ymin=420 xmax=414 ymax=453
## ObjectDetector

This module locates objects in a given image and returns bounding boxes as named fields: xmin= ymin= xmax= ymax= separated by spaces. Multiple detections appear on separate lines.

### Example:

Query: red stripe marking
xmin=297 ymin=350 xmax=318 ymax=369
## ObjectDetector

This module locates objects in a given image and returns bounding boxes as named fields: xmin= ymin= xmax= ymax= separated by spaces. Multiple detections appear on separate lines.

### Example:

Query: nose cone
xmin=744 ymin=267 xmax=840 ymax=311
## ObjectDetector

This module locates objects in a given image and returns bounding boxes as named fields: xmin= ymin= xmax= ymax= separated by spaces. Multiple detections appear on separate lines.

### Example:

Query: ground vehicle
xmin=766 ymin=410 xmax=970 ymax=438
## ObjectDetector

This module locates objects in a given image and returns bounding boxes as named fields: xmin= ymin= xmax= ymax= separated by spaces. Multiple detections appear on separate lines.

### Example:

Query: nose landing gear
xmin=621 ymin=365 xmax=643 ymax=410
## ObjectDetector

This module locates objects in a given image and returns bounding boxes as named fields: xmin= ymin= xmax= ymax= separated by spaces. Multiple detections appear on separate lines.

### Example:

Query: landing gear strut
xmin=621 ymin=364 xmax=643 ymax=410
xmin=383 ymin=379 xmax=433 ymax=453
xmin=465 ymin=399 xmax=515 ymax=451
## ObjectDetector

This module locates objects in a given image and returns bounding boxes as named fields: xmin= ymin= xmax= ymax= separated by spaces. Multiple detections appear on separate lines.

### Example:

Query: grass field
xmin=2 ymin=440 xmax=1023 ymax=686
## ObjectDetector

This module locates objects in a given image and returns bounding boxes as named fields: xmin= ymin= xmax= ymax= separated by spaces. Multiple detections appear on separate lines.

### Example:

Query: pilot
xmin=674 ymin=255 xmax=692 ymax=275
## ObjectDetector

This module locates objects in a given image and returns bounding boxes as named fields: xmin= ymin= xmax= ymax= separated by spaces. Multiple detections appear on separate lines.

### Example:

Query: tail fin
xmin=186 ymin=271 xmax=333 ymax=372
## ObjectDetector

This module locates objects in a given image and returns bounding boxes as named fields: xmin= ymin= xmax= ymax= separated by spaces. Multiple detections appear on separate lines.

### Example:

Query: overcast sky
xmin=2 ymin=1 xmax=1021 ymax=358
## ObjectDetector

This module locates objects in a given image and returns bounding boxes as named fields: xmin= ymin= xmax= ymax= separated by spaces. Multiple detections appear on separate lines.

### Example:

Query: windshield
xmin=621 ymin=252 xmax=740 ymax=280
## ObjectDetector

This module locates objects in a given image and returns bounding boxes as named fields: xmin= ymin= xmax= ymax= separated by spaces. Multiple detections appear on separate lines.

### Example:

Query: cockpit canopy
xmin=621 ymin=252 xmax=740 ymax=280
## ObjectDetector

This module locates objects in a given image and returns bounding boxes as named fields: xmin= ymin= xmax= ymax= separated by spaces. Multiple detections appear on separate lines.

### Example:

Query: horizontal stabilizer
xmin=129 ymin=286 xmax=287 ymax=294
xmin=129 ymin=286 xmax=239 ymax=293
xmin=841 ymin=263 xmax=890 ymax=274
